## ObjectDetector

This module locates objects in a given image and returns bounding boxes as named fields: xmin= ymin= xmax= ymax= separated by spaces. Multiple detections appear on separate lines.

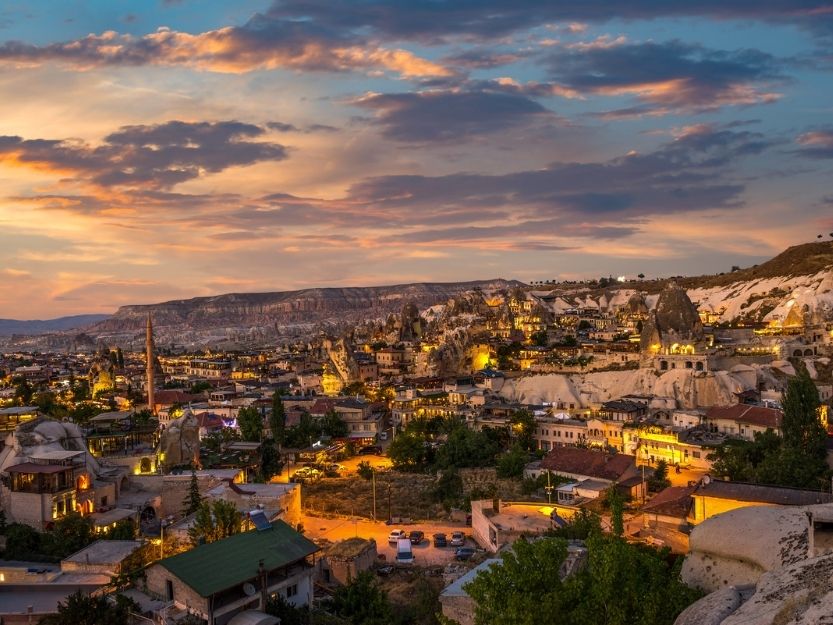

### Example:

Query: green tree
xmin=237 ymin=406 xmax=263 ymax=442
xmin=182 ymin=469 xmax=203 ymax=516
xmin=320 ymin=409 xmax=348 ymax=438
xmin=285 ymin=411 xmax=318 ymax=448
xmin=188 ymin=500 xmax=243 ymax=546
xmin=45 ymin=513 xmax=95 ymax=558
xmin=388 ymin=432 xmax=429 ymax=472
xmin=607 ymin=487 xmax=624 ymax=537
xmin=357 ymin=460 xmax=374 ymax=480
xmin=330 ymin=570 xmax=393 ymax=625
xmin=430 ymin=468 xmax=464 ymax=508
xmin=3 ymin=523 xmax=42 ymax=559
xmin=509 ymin=409 xmax=536 ymax=452
xmin=265 ymin=594 xmax=310 ymax=625
xmin=782 ymin=367 xmax=826 ymax=454
xmin=434 ymin=426 xmax=500 ymax=470
xmin=496 ymin=445 xmax=529 ymax=479
xmin=648 ymin=460 xmax=671 ymax=492
xmin=104 ymin=519 xmax=136 ymax=540
xmin=40 ymin=590 xmax=130 ymax=625
xmin=465 ymin=537 xmax=570 ymax=625
xmin=14 ymin=377 xmax=33 ymax=405
xmin=270 ymin=391 xmax=287 ymax=446
xmin=465 ymin=535 xmax=700 ymax=625
xmin=259 ymin=439 xmax=284 ymax=481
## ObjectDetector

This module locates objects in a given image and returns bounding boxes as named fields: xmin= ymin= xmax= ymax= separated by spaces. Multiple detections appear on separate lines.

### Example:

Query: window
xmin=286 ymin=584 xmax=298 ymax=598
xmin=692 ymin=451 xmax=701 ymax=459
xmin=166 ymin=580 xmax=174 ymax=601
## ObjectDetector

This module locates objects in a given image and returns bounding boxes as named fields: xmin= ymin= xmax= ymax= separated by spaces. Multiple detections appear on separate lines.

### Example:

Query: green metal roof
xmin=158 ymin=520 xmax=319 ymax=597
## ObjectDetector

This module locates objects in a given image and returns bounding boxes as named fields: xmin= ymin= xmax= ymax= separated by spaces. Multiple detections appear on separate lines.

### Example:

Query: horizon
xmin=2 ymin=2 xmax=833 ymax=318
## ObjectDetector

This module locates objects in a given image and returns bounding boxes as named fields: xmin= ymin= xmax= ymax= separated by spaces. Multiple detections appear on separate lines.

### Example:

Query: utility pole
xmin=544 ymin=470 xmax=553 ymax=505
xmin=372 ymin=468 xmax=377 ymax=522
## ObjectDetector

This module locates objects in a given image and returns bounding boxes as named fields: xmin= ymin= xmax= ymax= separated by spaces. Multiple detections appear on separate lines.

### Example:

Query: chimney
xmin=258 ymin=559 xmax=267 ymax=610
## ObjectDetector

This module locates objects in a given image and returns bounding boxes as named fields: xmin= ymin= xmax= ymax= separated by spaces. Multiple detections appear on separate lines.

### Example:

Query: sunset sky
xmin=1 ymin=1 xmax=833 ymax=318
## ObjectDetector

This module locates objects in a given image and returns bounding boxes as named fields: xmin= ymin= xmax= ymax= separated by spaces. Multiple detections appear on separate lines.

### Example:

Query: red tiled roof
xmin=310 ymin=398 xmax=337 ymax=415
xmin=705 ymin=404 xmax=782 ymax=429
xmin=642 ymin=485 xmax=697 ymax=518
xmin=540 ymin=447 xmax=635 ymax=481
xmin=154 ymin=390 xmax=203 ymax=406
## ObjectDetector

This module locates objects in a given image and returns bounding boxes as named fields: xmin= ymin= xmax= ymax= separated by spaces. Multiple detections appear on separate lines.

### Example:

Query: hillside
xmin=90 ymin=280 xmax=522 ymax=344
xmin=0 ymin=314 xmax=110 ymax=336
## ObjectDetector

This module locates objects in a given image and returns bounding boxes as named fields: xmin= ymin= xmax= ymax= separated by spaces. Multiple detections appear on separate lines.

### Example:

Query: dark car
xmin=358 ymin=445 xmax=383 ymax=455
xmin=455 ymin=547 xmax=476 ymax=561
xmin=409 ymin=530 xmax=425 ymax=545
xmin=433 ymin=533 xmax=447 ymax=548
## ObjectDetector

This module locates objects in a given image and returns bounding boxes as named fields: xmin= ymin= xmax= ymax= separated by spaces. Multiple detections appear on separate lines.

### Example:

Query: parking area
xmin=303 ymin=514 xmax=478 ymax=566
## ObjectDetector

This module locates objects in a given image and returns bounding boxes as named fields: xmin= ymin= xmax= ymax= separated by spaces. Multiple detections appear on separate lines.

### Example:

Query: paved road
xmin=303 ymin=514 xmax=475 ymax=565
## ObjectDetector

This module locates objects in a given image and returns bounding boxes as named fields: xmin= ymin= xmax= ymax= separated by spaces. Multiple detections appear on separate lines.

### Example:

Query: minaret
xmin=146 ymin=313 xmax=155 ymax=415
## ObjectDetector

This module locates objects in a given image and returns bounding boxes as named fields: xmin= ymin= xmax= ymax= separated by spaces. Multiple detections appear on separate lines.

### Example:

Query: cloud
xmin=794 ymin=130 xmax=833 ymax=158
xmin=269 ymin=1 xmax=833 ymax=41
xmin=0 ymin=16 xmax=451 ymax=77
xmin=0 ymin=120 xmax=288 ymax=189
xmin=353 ymin=89 xmax=555 ymax=142
xmin=340 ymin=125 xmax=773 ymax=245
xmin=543 ymin=40 xmax=784 ymax=115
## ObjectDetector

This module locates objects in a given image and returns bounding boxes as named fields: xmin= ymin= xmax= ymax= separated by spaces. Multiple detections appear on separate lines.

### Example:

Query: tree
xmin=496 ymin=445 xmax=529 ymax=479
xmin=434 ymin=426 xmax=500 ymax=470
xmin=648 ymin=460 xmax=671 ymax=492
xmin=104 ymin=519 xmax=136 ymax=540
xmin=320 ymin=409 xmax=348 ymax=438
xmin=188 ymin=500 xmax=243 ymax=546
xmin=781 ymin=367 xmax=826 ymax=455
xmin=182 ymin=469 xmax=203 ymax=516
xmin=45 ymin=513 xmax=95 ymax=558
xmin=638 ymin=273 xmax=645 ymax=280
xmin=430 ymin=468 xmax=464 ymax=509
xmin=265 ymin=594 xmax=310 ymax=625
xmin=607 ymin=487 xmax=624 ymax=537
xmin=465 ymin=534 xmax=701 ymax=625
xmin=330 ymin=570 xmax=393 ymax=625
xmin=14 ymin=378 xmax=33 ymax=405
xmin=237 ymin=406 xmax=263 ymax=442
xmin=270 ymin=391 xmax=287 ymax=446
xmin=388 ymin=432 xmax=429 ymax=472
xmin=357 ymin=460 xmax=374 ymax=480
xmin=40 ymin=591 xmax=130 ymax=625
xmin=259 ymin=439 xmax=283 ymax=481
xmin=3 ymin=523 xmax=42 ymax=559
xmin=509 ymin=409 xmax=536 ymax=452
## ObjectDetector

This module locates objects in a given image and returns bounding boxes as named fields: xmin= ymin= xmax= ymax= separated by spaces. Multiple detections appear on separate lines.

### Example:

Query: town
xmin=2 ymin=246 xmax=833 ymax=625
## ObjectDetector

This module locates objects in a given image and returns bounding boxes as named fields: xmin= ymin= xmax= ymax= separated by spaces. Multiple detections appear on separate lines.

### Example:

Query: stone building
xmin=145 ymin=519 xmax=318 ymax=625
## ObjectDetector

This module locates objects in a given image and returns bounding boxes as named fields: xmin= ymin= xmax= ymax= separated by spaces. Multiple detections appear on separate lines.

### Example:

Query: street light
xmin=544 ymin=471 xmax=554 ymax=504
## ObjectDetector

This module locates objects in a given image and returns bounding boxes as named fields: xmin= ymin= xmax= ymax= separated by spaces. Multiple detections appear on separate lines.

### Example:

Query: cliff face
xmin=91 ymin=280 xmax=520 ymax=339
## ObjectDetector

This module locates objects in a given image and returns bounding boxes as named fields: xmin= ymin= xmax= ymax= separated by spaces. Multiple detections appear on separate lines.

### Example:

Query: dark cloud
xmin=0 ymin=120 xmax=287 ymax=189
xmin=441 ymin=48 xmax=531 ymax=69
xmin=346 ymin=126 xmax=772 ymax=228
xmin=269 ymin=0 xmax=833 ymax=41
xmin=354 ymin=90 xmax=554 ymax=142
xmin=543 ymin=40 xmax=784 ymax=114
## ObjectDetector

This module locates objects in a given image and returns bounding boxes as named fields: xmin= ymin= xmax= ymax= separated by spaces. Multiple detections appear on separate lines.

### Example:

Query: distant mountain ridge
xmin=91 ymin=280 xmax=523 ymax=341
xmin=0 ymin=314 xmax=110 ymax=336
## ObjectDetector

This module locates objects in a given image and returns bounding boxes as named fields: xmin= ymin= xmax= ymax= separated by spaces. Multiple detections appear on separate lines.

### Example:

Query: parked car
xmin=433 ymin=533 xmax=447 ymax=548
xmin=396 ymin=538 xmax=415 ymax=564
xmin=359 ymin=445 xmax=383 ymax=455
xmin=409 ymin=530 xmax=425 ymax=545
xmin=450 ymin=531 xmax=465 ymax=547
xmin=455 ymin=547 xmax=476 ymax=561
xmin=388 ymin=529 xmax=407 ymax=544
xmin=379 ymin=431 xmax=388 ymax=441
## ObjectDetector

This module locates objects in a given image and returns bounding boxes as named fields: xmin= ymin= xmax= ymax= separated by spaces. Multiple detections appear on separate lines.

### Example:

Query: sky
xmin=1 ymin=1 xmax=833 ymax=318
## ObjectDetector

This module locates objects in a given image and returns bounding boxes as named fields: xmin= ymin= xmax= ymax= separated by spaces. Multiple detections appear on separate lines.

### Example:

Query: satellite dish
xmin=702 ymin=475 xmax=711 ymax=485
xmin=242 ymin=583 xmax=257 ymax=597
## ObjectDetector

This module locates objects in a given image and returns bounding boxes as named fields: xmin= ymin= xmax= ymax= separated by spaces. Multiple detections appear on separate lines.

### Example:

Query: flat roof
xmin=28 ymin=450 xmax=84 ymax=462
xmin=88 ymin=410 xmax=133 ymax=422
xmin=0 ymin=406 xmax=38 ymax=416
xmin=90 ymin=508 xmax=138 ymax=527
xmin=695 ymin=480 xmax=833 ymax=506
xmin=63 ymin=540 xmax=143 ymax=565
xmin=441 ymin=559 xmax=501 ymax=598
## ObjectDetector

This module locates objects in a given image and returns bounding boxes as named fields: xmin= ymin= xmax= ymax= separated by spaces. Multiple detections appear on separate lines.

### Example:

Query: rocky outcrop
xmin=676 ymin=503 xmax=833 ymax=625
xmin=640 ymin=281 xmax=704 ymax=351
xmin=90 ymin=280 xmax=520 ymax=345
